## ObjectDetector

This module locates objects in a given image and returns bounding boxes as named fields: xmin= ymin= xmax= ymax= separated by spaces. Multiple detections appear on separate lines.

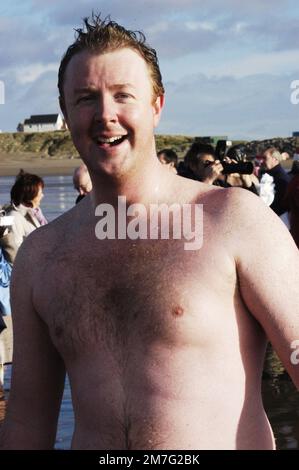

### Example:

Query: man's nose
xmin=94 ymin=94 xmax=117 ymax=123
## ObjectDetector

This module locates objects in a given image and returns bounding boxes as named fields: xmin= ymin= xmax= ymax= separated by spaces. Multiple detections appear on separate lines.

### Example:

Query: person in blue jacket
xmin=0 ymin=246 xmax=12 ymax=333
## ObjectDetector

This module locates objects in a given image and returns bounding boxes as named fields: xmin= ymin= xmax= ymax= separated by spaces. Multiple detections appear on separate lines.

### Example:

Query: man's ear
xmin=153 ymin=94 xmax=165 ymax=128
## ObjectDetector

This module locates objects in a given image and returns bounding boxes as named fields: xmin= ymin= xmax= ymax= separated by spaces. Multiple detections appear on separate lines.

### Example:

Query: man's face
xmin=261 ymin=151 xmax=278 ymax=170
xmin=62 ymin=48 xmax=164 ymax=176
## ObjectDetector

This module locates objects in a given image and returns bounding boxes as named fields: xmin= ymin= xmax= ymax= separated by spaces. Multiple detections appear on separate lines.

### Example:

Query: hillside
xmin=0 ymin=131 xmax=195 ymax=160
xmin=0 ymin=131 xmax=79 ymax=158
xmin=0 ymin=131 xmax=298 ymax=161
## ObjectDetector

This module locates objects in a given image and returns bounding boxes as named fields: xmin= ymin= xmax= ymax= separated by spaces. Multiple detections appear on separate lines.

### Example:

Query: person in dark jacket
xmin=285 ymin=161 xmax=299 ymax=248
xmin=261 ymin=147 xmax=291 ymax=216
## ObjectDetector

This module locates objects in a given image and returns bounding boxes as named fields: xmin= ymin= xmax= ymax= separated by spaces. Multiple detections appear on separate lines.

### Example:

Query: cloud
xmin=14 ymin=63 xmax=59 ymax=84
xmin=0 ymin=15 xmax=70 ymax=69
xmin=159 ymin=72 xmax=299 ymax=140
xmin=247 ymin=16 xmax=299 ymax=52
xmin=0 ymin=70 xmax=60 ymax=132
xmin=27 ymin=0 xmax=286 ymax=25
xmin=203 ymin=49 xmax=299 ymax=78
xmin=3 ymin=0 xmax=297 ymax=64
xmin=1 ymin=0 xmax=299 ymax=140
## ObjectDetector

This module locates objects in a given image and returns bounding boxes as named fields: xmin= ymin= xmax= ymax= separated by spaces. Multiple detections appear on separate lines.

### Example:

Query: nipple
xmin=172 ymin=305 xmax=184 ymax=317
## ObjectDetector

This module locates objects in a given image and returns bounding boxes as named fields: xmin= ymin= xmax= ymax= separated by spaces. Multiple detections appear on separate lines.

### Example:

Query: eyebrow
xmin=110 ymin=83 xmax=135 ymax=90
xmin=73 ymin=83 xmax=135 ymax=95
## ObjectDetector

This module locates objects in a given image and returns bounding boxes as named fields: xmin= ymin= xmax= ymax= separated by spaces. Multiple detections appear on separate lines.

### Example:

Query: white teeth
xmin=97 ymin=136 xmax=124 ymax=144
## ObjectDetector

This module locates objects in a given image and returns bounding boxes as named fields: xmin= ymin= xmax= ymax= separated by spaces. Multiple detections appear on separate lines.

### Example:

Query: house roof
xmin=24 ymin=114 xmax=60 ymax=125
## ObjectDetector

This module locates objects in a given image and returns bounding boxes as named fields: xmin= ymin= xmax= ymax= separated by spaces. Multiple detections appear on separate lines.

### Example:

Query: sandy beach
xmin=0 ymin=153 xmax=82 ymax=177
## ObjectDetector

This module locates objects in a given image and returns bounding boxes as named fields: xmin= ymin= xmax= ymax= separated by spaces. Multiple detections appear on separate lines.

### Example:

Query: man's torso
xmin=32 ymin=181 xmax=274 ymax=449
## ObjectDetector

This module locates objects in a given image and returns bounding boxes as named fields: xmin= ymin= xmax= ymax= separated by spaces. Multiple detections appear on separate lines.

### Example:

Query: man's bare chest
xmin=34 ymin=238 xmax=236 ymax=359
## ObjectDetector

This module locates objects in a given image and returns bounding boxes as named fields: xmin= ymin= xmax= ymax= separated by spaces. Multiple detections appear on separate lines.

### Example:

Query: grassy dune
xmin=0 ymin=131 xmax=297 ymax=176
xmin=0 ymin=131 xmax=196 ymax=159
xmin=0 ymin=131 xmax=195 ymax=175
xmin=0 ymin=131 xmax=79 ymax=158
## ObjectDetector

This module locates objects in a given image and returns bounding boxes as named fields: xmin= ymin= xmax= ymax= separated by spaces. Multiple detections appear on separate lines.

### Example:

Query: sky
xmin=1 ymin=0 xmax=299 ymax=140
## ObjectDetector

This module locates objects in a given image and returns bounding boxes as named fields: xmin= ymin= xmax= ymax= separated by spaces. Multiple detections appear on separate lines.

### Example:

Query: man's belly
xmin=67 ymin=348 xmax=275 ymax=450
xmin=70 ymin=394 xmax=275 ymax=450
xmin=41 ymin=249 xmax=273 ymax=450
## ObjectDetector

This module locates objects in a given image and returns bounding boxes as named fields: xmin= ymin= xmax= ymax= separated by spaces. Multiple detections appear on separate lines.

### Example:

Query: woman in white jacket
xmin=6 ymin=170 xmax=47 ymax=259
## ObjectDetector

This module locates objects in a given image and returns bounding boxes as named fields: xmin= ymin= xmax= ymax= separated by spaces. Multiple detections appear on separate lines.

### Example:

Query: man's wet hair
xmin=58 ymin=13 xmax=165 ymax=105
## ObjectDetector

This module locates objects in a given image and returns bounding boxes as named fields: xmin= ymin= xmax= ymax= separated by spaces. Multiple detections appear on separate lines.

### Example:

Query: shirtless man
xmin=1 ymin=14 xmax=299 ymax=450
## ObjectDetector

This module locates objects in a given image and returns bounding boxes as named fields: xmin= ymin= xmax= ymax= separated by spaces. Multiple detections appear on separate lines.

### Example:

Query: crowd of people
xmin=159 ymin=142 xmax=299 ymax=244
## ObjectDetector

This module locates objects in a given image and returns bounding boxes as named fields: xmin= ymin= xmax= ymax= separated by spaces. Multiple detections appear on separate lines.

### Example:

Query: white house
xmin=21 ymin=113 xmax=65 ymax=132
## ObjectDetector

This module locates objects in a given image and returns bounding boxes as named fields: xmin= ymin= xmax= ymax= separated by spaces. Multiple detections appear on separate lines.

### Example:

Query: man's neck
xmin=89 ymin=156 xmax=170 ymax=208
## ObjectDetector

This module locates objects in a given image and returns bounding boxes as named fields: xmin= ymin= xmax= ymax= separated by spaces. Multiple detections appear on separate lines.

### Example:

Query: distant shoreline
xmin=0 ymin=155 xmax=81 ymax=177
xmin=0 ymin=145 xmax=295 ymax=177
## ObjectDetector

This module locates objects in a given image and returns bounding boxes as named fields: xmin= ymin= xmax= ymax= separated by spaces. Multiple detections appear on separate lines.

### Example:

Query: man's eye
xmin=77 ymin=95 xmax=94 ymax=103
xmin=115 ymin=93 xmax=131 ymax=100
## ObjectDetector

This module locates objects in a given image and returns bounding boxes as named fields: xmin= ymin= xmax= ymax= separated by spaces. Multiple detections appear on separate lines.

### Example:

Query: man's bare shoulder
xmin=217 ymin=186 xmax=283 ymax=227
xmin=174 ymin=173 xmax=223 ymax=202
xmin=14 ymin=197 xmax=92 ymax=269
xmin=212 ymin=186 xmax=297 ymax=256
xmin=185 ymin=182 xmax=294 ymax=249
xmin=191 ymin=183 xmax=269 ymax=220
xmin=175 ymin=176 xmax=250 ymax=213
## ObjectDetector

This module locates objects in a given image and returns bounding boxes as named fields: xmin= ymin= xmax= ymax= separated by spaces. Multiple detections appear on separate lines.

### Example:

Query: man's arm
xmin=0 ymin=235 xmax=66 ymax=449
xmin=230 ymin=189 xmax=299 ymax=388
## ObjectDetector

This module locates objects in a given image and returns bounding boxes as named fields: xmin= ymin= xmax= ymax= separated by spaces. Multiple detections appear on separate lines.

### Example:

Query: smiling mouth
xmin=96 ymin=135 xmax=128 ymax=147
